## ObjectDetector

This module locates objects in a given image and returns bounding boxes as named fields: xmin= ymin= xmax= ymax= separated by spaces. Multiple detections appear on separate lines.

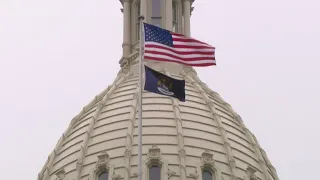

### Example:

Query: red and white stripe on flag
xmin=144 ymin=32 xmax=216 ymax=67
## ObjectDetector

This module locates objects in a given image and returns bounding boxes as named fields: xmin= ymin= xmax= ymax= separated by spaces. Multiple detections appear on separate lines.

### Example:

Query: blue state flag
xmin=144 ymin=66 xmax=185 ymax=102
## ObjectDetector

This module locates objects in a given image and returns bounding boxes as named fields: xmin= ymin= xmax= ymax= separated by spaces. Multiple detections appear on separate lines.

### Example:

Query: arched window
xmin=172 ymin=1 xmax=177 ymax=32
xmin=136 ymin=1 xmax=141 ymax=40
xmin=151 ymin=0 xmax=162 ymax=27
xmin=98 ymin=172 xmax=108 ymax=180
xmin=202 ymin=170 xmax=215 ymax=180
xmin=149 ymin=165 xmax=161 ymax=180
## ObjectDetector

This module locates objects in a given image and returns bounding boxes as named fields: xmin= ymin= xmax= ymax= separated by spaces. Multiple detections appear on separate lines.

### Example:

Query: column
xmin=165 ymin=0 xmax=173 ymax=31
xmin=183 ymin=0 xmax=191 ymax=36
xmin=122 ymin=0 xmax=131 ymax=57
xmin=140 ymin=0 xmax=147 ymax=22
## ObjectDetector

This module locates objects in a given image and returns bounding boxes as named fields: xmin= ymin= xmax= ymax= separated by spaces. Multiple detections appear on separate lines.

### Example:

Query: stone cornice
xmin=119 ymin=0 xmax=132 ymax=5
xmin=182 ymin=0 xmax=195 ymax=4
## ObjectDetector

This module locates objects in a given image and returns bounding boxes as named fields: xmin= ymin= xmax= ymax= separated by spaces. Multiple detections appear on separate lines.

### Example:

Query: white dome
xmin=37 ymin=51 xmax=279 ymax=180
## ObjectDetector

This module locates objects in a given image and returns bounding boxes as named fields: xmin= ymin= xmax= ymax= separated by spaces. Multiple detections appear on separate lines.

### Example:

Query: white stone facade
xmin=38 ymin=1 xmax=279 ymax=180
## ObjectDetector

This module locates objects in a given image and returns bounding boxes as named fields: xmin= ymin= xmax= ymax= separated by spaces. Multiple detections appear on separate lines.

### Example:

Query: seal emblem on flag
xmin=144 ymin=66 xmax=185 ymax=101
xmin=157 ymin=76 xmax=174 ymax=96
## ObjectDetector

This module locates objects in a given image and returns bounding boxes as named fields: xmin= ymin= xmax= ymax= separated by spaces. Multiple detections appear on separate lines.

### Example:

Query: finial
xmin=138 ymin=15 xmax=145 ymax=21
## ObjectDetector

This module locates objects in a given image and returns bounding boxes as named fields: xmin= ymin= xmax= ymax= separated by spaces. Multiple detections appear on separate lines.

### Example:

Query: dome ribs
xmin=209 ymin=95 xmax=278 ymax=180
xmin=236 ymin=118 xmax=274 ymax=180
xmin=123 ymin=87 xmax=139 ymax=180
xmin=38 ymin=155 xmax=50 ymax=180
xmin=40 ymin=117 xmax=76 ymax=180
xmin=259 ymin=147 xmax=279 ymax=180
xmin=181 ymin=71 xmax=238 ymax=180
xmin=164 ymin=69 xmax=187 ymax=180
xmin=73 ymin=73 xmax=130 ymax=180
xmin=195 ymin=78 xmax=279 ymax=180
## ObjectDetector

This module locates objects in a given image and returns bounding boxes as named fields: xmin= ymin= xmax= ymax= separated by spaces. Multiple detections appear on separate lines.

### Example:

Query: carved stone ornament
xmin=132 ymin=172 xmax=138 ymax=177
xmin=167 ymin=169 xmax=176 ymax=179
xmin=202 ymin=150 xmax=214 ymax=165
xmin=229 ymin=158 xmax=236 ymax=169
xmin=55 ymin=168 xmax=65 ymax=180
xmin=112 ymin=171 xmax=121 ymax=180
xmin=119 ymin=56 xmax=128 ymax=67
xmin=245 ymin=166 xmax=257 ymax=180
xmin=96 ymin=151 xmax=110 ymax=168
xmin=148 ymin=145 xmax=161 ymax=161
xmin=189 ymin=169 xmax=199 ymax=180
xmin=178 ymin=148 xmax=186 ymax=159
xmin=76 ymin=158 xmax=83 ymax=170
xmin=124 ymin=149 xmax=131 ymax=159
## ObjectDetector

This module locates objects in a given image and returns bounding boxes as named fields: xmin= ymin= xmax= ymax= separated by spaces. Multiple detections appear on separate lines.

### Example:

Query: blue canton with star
xmin=144 ymin=23 xmax=174 ymax=47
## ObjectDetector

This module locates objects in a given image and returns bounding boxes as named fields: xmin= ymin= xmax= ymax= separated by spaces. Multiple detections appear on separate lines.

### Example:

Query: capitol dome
xmin=38 ymin=1 xmax=279 ymax=180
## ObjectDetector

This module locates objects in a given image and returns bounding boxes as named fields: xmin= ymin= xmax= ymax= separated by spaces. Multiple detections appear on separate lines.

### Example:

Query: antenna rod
xmin=138 ymin=15 xmax=145 ymax=180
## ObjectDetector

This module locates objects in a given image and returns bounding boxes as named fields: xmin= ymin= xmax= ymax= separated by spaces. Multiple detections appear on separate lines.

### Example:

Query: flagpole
xmin=138 ymin=15 xmax=145 ymax=180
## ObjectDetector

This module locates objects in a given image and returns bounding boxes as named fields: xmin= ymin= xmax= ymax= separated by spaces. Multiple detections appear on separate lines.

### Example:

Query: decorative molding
xmin=76 ymin=159 xmax=82 ymax=170
xmin=145 ymin=145 xmax=170 ymax=180
xmin=178 ymin=148 xmax=186 ymax=159
xmin=182 ymin=0 xmax=194 ymax=3
xmin=124 ymin=149 xmax=131 ymax=159
xmin=202 ymin=150 xmax=215 ymax=165
xmin=96 ymin=151 xmax=110 ymax=168
xmin=198 ymin=150 xmax=223 ymax=180
xmin=244 ymin=166 xmax=258 ymax=180
xmin=191 ymin=7 xmax=194 ymax=15
xmin=118 ymin=0 xmax=132 ymax=5
xmin=119 ymin=50 xmax=139 ymax=68
xmin=167 ymin=169 xmax=176 ymax=179
xmin=119 ymin=56 xmax=128 ymax=67
xmin=189 ymin=169 xmax=199 ymax=180
xmin=147 ymin=145 xmax=161 ymax=161
xmin=132 ymin=172 xmax=138 ymax=178
xmin=90 ymin=152 xmax=115 ymax=180
xmin=55 ymin=168 xmax=65 ymax=180
xmin=182 ymin=66 xmax=197 ymax=76
xmin=112 ymin=171 xmax=122 ymax=180
xmin=229 ymin=158 xmax=236 ymax=169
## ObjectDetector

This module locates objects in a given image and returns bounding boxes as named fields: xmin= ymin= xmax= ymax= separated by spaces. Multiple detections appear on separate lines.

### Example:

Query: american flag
xmin=143 ymin=23 xmax=216 ymax=67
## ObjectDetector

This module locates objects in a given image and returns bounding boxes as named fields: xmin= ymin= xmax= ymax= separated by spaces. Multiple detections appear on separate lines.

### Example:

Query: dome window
xmin=149 ymin=165 xmax=161 ymax=180
xmin=202 ymin=170 xmax=215 ymax=180
xmin=172 ymin=1 xmax=178 ymax=32
xmin=200 ymin=150 xmax=221 ymax=180
xmin=92 ymin=151 xmax=114 ymax=180
xmin=98 ymin=172 xmax=109 ymax=180
xmin=145 ymin=145 xmax=165 ymax=180
xmin=151 ymin=0 xmax=162 ymax=27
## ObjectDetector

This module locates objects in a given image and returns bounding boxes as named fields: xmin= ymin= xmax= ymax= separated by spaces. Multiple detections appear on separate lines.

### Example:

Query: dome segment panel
xmin=38 ymin=57 xmax=279 ymax=180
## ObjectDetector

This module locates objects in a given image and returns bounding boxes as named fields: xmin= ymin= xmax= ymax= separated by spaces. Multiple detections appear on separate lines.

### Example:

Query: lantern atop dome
xmin=119 ymin=0 xmax=195 ymax=59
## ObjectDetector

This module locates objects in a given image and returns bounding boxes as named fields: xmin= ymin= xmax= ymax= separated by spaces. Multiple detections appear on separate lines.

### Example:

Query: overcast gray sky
xmin=0 ymin=0 xmax=319 ymax=179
